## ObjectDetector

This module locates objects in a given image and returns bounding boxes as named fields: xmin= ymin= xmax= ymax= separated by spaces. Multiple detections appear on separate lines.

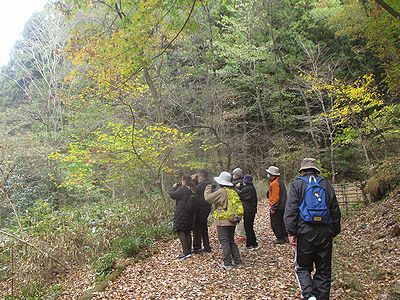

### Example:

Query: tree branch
xmin=374 ymin=0 xmax=400 ymax=20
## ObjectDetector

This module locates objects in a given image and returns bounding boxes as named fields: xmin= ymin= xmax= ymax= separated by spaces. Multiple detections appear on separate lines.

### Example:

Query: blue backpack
xmin=299 ymin=176 xmax=330 ymax=224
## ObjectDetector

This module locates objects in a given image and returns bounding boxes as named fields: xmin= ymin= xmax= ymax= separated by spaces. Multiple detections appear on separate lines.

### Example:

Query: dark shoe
xmin=246 ymin=245 xmax=259 ymax=251
xmin=176 ymin=253 xmax=192 ymax=260
xmin=202 ymin=247 xmax=212 ymax=253
xmin=218 ymin=262 xmax=234 ymax=270
xmin=193 ymin=249 xmax=202 ymax=254
xmin=233 ymin=262 xmax=244 ymax=269
xmin=273 ymin=239 xmax=286 ymax=244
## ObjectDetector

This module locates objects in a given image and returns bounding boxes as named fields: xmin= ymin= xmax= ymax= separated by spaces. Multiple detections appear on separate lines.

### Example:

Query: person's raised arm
xmin=204 ymin=185 xmax=224 ymax=205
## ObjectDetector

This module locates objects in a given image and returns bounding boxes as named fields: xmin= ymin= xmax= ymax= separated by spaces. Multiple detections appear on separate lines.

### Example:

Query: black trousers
xmin=243 ymin=212 xmax=257 ymax=247
xmin=295 ymin=231 xmax=333 ymax=300
xmin=177 ymin=230 xmax=192 ymax=255
xmin=193 ymin=210 xmax=211 ymax=251
xmin=270 ymin=209 xmax=288 ymax=240
xmin=217 ymin=226 xmax=242 ymax=266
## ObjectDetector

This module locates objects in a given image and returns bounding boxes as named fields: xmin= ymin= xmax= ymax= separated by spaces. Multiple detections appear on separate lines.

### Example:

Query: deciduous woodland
xmin=0 ymin=0 xmax=399 ymax=298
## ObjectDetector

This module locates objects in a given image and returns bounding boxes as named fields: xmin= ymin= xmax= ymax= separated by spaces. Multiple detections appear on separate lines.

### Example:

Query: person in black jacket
xmin=192 ymin=169 xmax=212 ymax=254
xmin=284 ymin=158 xmax=341 ymax=300
xmin=169 ymin=174 xmax=197 ymax=260
xmin=236 ymin=174 xmax=258 ymax=250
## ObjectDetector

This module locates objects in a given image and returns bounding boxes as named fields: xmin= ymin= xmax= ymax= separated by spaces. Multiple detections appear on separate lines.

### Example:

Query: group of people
xmin=169 ymin=158 xmax=341 ymax=300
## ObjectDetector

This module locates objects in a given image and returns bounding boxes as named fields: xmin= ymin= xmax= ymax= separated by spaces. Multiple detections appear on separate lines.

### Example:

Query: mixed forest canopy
xmin=0 ymin=0 xmax=399 ymax=296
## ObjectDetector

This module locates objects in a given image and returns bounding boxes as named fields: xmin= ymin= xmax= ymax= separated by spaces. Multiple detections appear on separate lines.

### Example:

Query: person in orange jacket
xmin=266 ymin=166 xmax=288 ymax=244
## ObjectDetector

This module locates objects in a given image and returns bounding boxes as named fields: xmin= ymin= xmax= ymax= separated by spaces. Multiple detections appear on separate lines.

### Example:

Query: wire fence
xmin=333 ymin=182 xmax=366 ymax=212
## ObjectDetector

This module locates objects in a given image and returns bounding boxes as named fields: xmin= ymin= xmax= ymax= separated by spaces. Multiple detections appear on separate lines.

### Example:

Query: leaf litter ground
xmin=58 ymin=192 xmax=399 ymax=300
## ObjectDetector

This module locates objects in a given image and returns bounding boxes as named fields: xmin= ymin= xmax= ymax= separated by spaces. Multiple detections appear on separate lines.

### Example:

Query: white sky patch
xmin=0 ymin=0 xmax=48 ymax=67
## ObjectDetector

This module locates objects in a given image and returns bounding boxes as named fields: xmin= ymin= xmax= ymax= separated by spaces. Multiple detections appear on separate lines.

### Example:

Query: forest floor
xmin=56 ymin=190 xmax=399 ymax=299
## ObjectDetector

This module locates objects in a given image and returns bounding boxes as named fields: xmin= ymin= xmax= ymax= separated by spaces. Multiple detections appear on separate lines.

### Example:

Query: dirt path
xmin=58 ymin=195 xmax=400 ymax=300
xmin=90 ymin=199 xmax=299 ymax=300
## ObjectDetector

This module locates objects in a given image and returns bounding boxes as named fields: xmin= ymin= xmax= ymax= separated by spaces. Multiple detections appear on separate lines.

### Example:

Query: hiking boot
xmin=273 ymin=239 xmax=287 ymax=245
xmin=233 ymin=262 xmax=244 ymax=269
xmin=193 ymin=249 xmax=202 ymax=255
xmin=246 ymin=245 xmax=259 ymax=251
xmin=176 ymin=253 xmax=192 ymax=260
xmin=218 ymin=262 xmax=234 ymax=270
xmin=202 ymin=247 xmax=212 ymax=253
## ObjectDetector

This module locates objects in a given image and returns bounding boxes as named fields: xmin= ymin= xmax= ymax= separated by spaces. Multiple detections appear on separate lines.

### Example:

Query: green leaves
xmin=49 ymin=123 xmax=199 ymax=197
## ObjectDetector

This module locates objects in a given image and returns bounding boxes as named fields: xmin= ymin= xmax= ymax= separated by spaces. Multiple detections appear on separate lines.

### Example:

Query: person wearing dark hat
xmin=284 ymin=158 xmax=341 ymax=300
xmin=236 ymin=174 xmax=259 ymax=250
xmin=192 ymin=169 xmax=212 ymax=254
xmin=266 ymin=166 xmax=288 ymax=244
xmin=204 ymin=171 xmax=243 ymax=270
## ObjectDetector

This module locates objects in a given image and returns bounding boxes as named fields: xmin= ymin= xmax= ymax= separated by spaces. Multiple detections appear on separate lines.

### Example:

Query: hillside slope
xmin=332 ymin=189 xmax=400 ymax=299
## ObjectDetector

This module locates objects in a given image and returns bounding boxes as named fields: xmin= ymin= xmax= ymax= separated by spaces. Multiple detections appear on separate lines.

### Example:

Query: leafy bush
xmin=93 ymin=251 xmax=119 ymax=280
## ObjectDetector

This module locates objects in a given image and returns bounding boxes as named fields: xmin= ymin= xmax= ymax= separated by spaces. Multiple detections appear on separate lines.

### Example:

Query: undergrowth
xmin=0 ymin=195 xmax=173 ymax=298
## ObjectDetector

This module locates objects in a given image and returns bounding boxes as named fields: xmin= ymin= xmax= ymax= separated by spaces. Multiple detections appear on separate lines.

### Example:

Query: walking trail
xmin=59 ymin=193 xmax=399 ymax=300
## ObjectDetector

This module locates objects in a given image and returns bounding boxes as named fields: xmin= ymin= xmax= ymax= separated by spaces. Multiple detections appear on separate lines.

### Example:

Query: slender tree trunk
xmin=255 ymin=85 xmax=268 ymax=134
xmin=329 ymin=131 xmax=336 ymax=183
xmin=144 ymin=67 xmax=163 ymax=123
xmin=301 ymin=91 xmax=320 ymax=151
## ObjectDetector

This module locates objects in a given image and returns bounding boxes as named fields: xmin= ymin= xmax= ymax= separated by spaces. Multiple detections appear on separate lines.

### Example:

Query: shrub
xmin=0 ymin=194 xmax=174 ymax=294
xmin=93 ymin=251 xmax=119 ymax=281
xmin=364 ymin=156 xmax=400 ymax=202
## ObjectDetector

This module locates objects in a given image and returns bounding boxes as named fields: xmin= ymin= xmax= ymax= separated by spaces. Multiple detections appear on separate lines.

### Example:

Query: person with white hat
xmin=204 ymin=171 xmax=243 ymax=270
xmin=284 ymin=158 xmax=341 ymax=300
xmin=266 ymin=165 xmax=288 ymax=244
xmin=231 ymin=167 xmax=246 ymax=243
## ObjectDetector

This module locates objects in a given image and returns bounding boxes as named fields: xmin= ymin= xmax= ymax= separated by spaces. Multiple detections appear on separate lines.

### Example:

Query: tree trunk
xmin=301 ymin=91 xmax=320 ymax=151
xmin=144 ymin=67 xmax=163 ymax=123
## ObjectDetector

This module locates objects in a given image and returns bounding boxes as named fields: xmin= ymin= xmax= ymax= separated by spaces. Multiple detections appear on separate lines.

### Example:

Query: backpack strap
xmin=300 ymin=175 xmax=320 ymax=183
xmin=299 ymin=176 xmax=315 ymax=183
xmin=223 ymin=187 xmax=229 ymax=210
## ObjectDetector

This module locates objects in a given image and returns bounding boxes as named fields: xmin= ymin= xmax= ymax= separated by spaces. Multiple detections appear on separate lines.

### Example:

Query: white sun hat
xmin=266 ymin=166 xmax=280 ymax=176
xmin=214 ymin=171 xmax=234 ymax=186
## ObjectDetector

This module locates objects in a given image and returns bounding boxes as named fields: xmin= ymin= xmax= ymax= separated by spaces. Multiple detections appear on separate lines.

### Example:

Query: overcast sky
xmin=0 ymin=0 xmax=48 ymax=67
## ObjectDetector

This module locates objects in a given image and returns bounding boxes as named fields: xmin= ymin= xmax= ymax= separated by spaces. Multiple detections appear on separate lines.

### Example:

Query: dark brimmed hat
xmin=299 ymin=158 xmax=320 ymax=172
xmin=243 ymin=174 xmax=253 ymax=184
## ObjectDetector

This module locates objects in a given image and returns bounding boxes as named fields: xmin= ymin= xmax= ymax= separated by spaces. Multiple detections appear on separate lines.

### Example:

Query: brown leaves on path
xmin=58 ymin=193 xmax=400 ymax=300
xmin=64 ymin=199 xmax=299 ymax=300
